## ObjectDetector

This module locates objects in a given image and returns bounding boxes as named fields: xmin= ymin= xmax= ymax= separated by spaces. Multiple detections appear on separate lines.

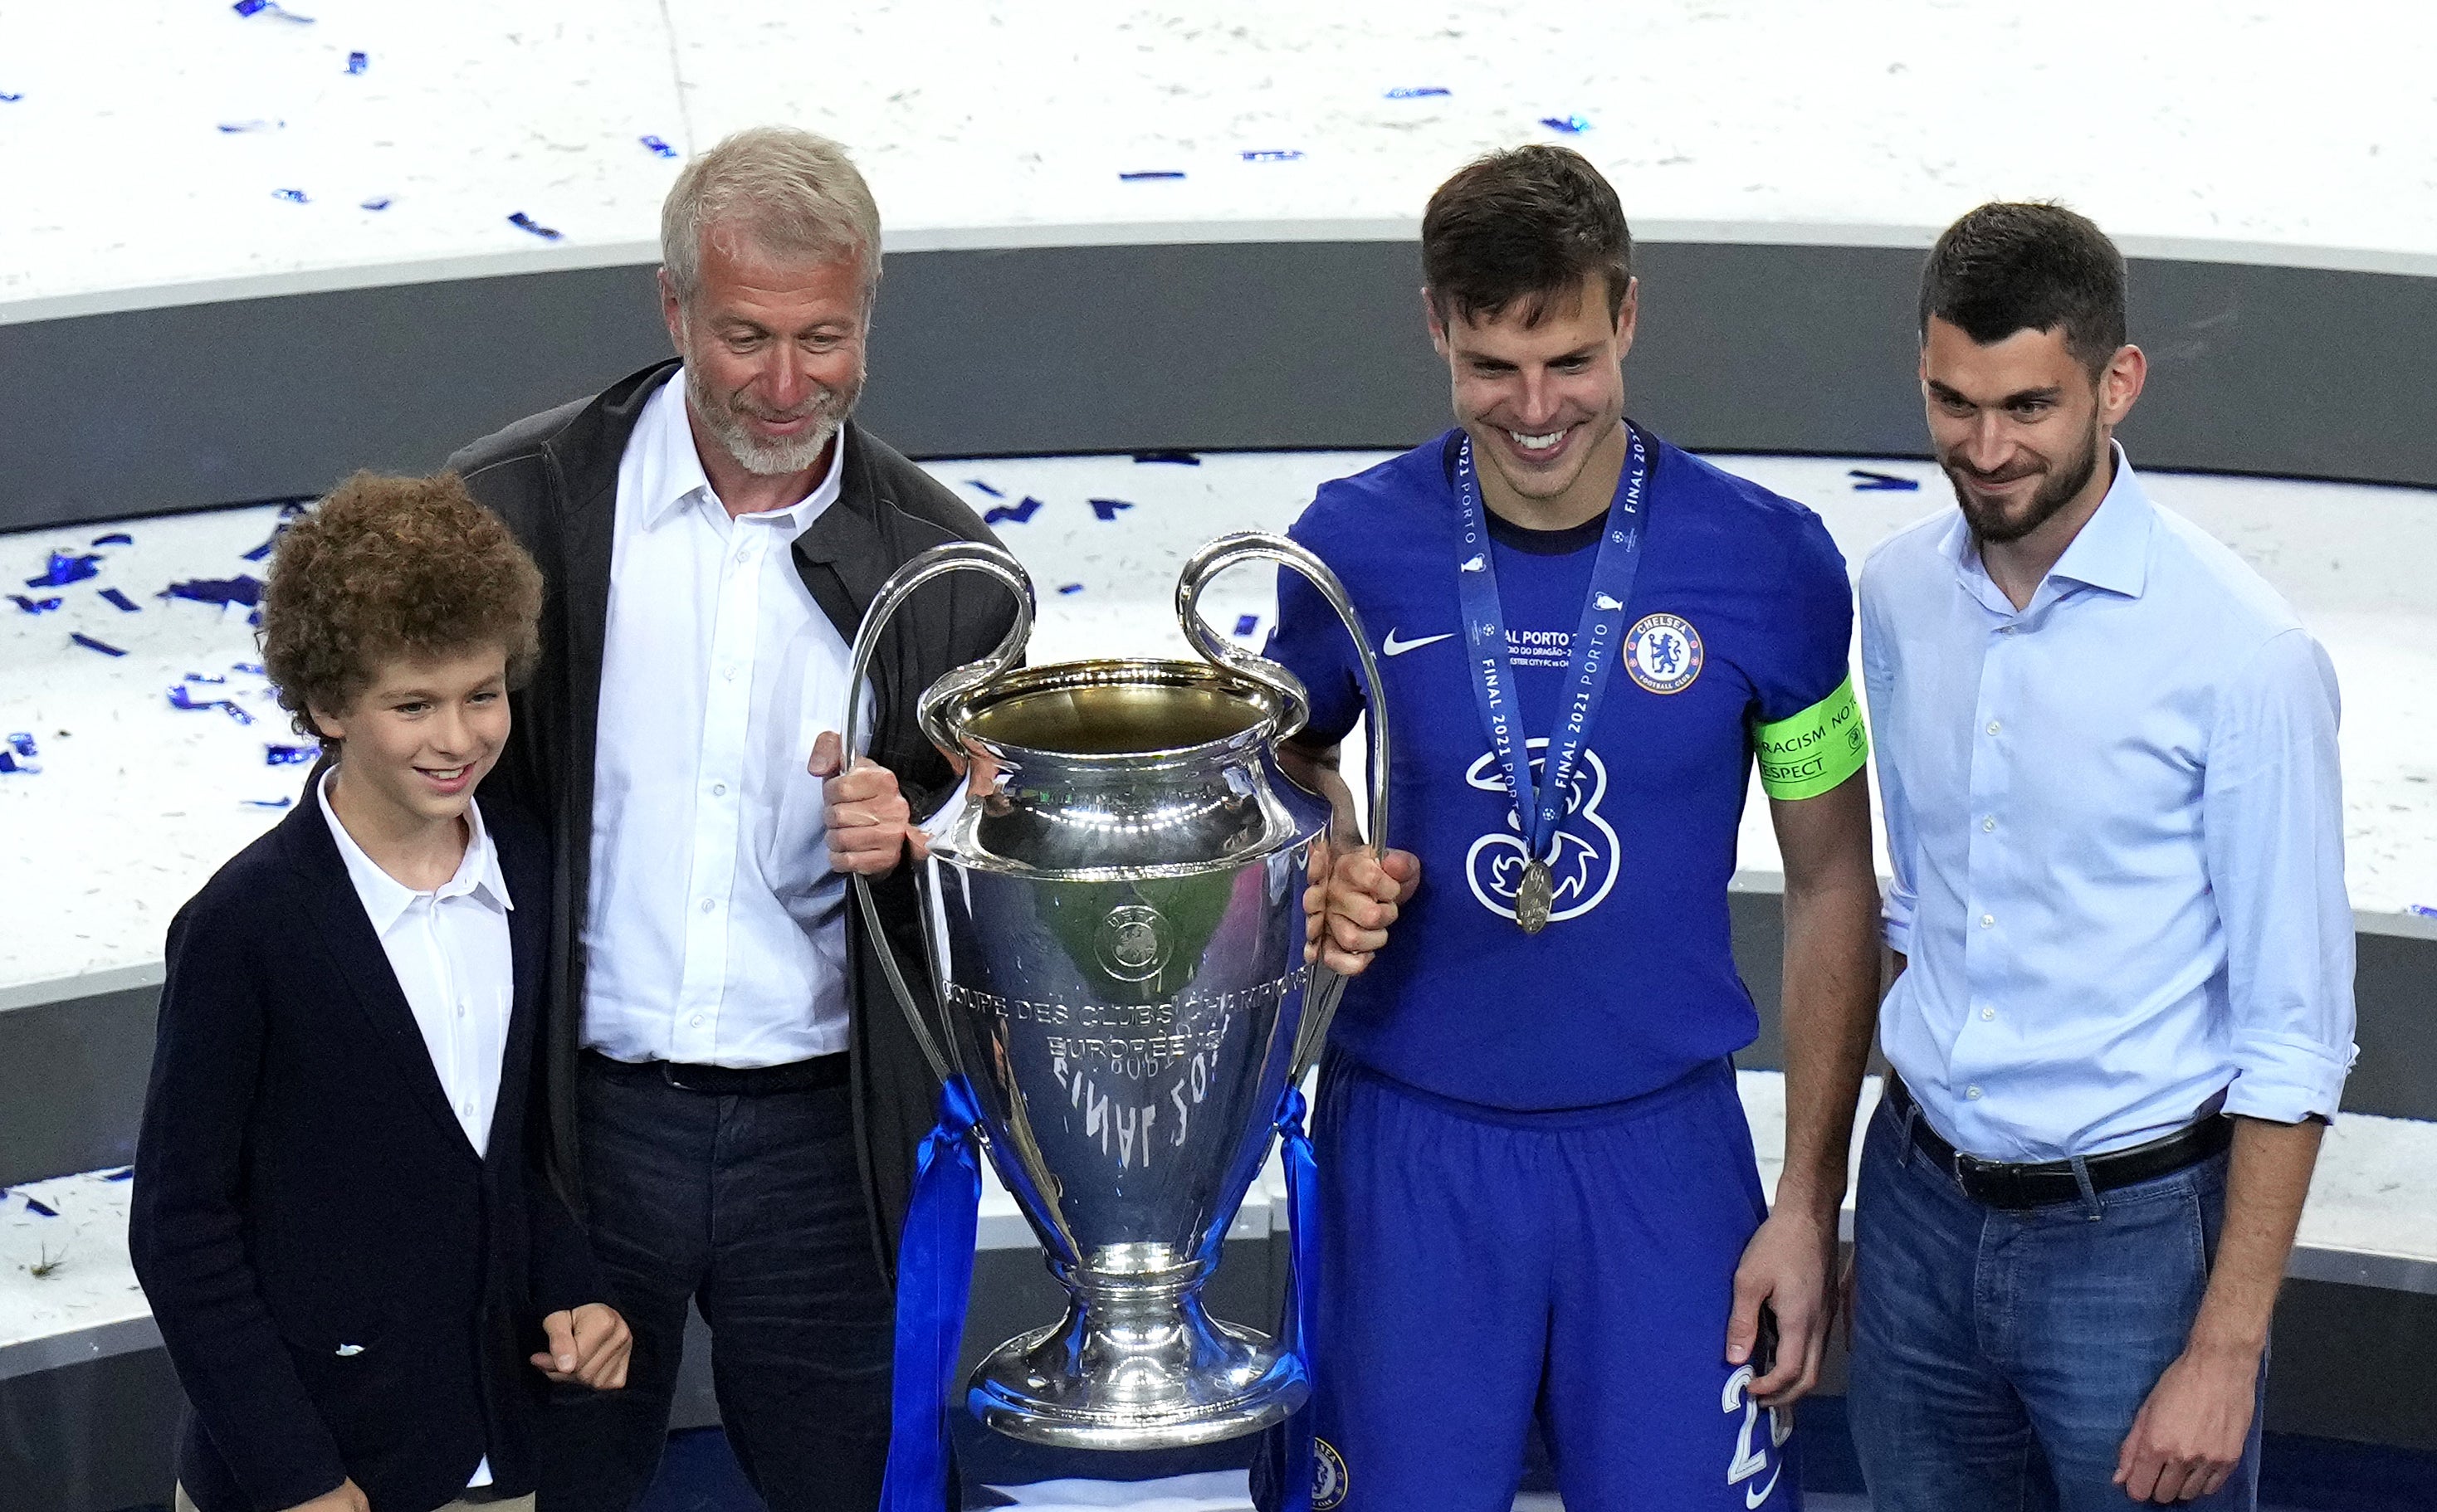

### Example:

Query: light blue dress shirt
xmin=1860 ymin=446 xmax=2355 ymax=1162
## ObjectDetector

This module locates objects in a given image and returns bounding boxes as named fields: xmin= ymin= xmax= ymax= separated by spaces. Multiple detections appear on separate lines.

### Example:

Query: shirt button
xmin=724 ymin=665 xmax=740 ymax=681
xmin=1980 ymin=913 xmax=1995 ymax=928
xmin=690 ymin=1013 xmax=706 ymax=1027
xmin=1966 ymin=1085 xmax=1984 ymax=1100
xmin=456 ymin=1002 xmax=467 ymax=1019
xmin=1980 ymin=1007 xmax=1996 ymax=1021
xmin=1981 ymin=816 xmax=1997 ymax=832
xmin=735 ymin=546 xmax=752 ymax=564
xmin=1985 ymin=719 xmax=2002 ymax=735
xmin=700 ymin=897 xmax=717 ymax=914
xmin=711 ymin=782 xmax=728 ymax=797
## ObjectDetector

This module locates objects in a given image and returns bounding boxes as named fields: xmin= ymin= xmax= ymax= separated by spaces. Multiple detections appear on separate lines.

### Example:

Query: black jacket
xmin=129 ymin=797 xmax=600 ymax=1512
xmin=446 ymin=360 xmax=1016 ymax=1275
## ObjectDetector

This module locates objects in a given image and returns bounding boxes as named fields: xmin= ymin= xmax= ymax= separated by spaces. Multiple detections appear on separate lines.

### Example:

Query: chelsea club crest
xmin=1625 ymin=612 xmax=1703 ymax=695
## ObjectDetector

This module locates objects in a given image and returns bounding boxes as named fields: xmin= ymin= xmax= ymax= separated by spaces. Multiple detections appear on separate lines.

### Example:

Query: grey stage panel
xmin=3 ymin=240 xmax=2435 ymax=534
xmin=0 ymin=983 xmax=162 ymax=1190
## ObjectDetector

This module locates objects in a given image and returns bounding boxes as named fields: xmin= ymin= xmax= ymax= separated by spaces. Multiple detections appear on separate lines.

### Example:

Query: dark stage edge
xmin=4 ymin=238 xmax=2437 ymax=534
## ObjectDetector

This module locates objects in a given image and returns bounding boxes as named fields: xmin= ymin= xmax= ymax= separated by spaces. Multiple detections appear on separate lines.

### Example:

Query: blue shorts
xmin=1257 ymin=1054 xmax=1801 ymax=1511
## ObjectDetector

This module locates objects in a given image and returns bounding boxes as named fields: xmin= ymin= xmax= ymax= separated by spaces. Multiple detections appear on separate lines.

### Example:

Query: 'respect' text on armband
xmin=1751 ymin=676 xmax=1869 ymax=800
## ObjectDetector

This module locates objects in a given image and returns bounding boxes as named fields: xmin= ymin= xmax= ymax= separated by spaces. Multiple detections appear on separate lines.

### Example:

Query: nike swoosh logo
xmin=1745 ymin=1465 xmax=1781 ymax=1509
xmin=1382 ymin=630 xmax=1455 ymax=656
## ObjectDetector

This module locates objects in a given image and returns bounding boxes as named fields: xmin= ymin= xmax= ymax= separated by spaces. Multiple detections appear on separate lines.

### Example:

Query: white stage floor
xmin=2 ymin=448 xmax=2430 ymax=997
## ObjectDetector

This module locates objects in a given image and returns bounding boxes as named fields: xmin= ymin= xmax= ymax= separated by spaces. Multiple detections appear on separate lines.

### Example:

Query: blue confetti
xmin=2409 ymin=904 xmax=2437 ymax=919
xmin=90 ymin=532 xmax=133 ymax=546
xmin=185 ymin=672 xmax=228 ymax=685
xmin=169 ymin=686 xmax=256 ymax=724
xmin=359 ymin=196 xmax=393 ymax=212
xmin=102 ymin=1168 xmax=134 ymax=1182
xmin=99 ymin=588 xmax=140 ymax=612
xmin=1242 ymin=149 xmax=1304 ymax=163
xmin=240 ymin=529 xmax=283 ymax=561
xmin=243 ymin=797 xmax=295 ymax=809
xmin=232 ymin=0 xmax=267 ymax=12
xmin=1120 ymin=170 xmax=1186 ymax=181
xmin=266 ymin=744 xmax=317 ymax=765
xmin=7 ymin=734 xmax=34 ymax=758
xmin=232 ymin=661 xmax=266 ymax=675
xmin=71 ymin=632 xmax=125 ymax=656
xmin=28 ymin=550 xmax=101 ymax=587
xmin=163 ymin=574 xmax=263 ymax=607
xmin=640 ymin=134 xmax=677 ymax=159
xmin=0 ymin=92 xmax=22 ymax=104
xmin=1540 ymin=115 xmax=1592 ymax=134
xmin=1385 ymin=86 xmax=1451 ymax=99
xmin=1132 ymin=450 xmax=1200 ymax=465
xmin=984 ymin=496 xmax=1043 ymax=527
xmin=346 ymin=50 xmax=367 ymax=74
xmin=218 ymin=119 xmax=284 ymax=134
xmin=1057 ymin=583 xmax=1084 ymax=596
xmin=272 ymin=188 xmax=310 ymax=204
xmin=9 ymin=595 xmax=62 ymax=614
xmin=1233 ymin=614 xmax=1260 ymax=637
xmin=0 ymin=751 xmax=32 ymax=775
xmin=1848 ymin=468 xmax=1921 ymax=491
xmin=1089 ymin=498 xmax=1135 ymax=522
xmin=964 ymin=479 xmax=1004 ymax=498
xmin=508 ymin=211 xmax=562 ymax=241
xmin=232 ymin=0 xmax=314 ymax=19
xmin=18 ymin=1195 xmax=58 ymax=1217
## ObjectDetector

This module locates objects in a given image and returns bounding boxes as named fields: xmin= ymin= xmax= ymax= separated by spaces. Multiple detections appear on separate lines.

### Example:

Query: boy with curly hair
xmin=131 ymin=473 xmax=631 ymax=1512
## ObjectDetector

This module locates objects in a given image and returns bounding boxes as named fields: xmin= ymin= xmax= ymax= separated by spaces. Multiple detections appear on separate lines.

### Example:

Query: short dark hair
xmin=1423 ymin=145 xmax=1633 ymax=329
xmin=260 ymin=471 xmax=545 ymax=746
xmin=1919 ymin=202 xmax=2127 ymax=375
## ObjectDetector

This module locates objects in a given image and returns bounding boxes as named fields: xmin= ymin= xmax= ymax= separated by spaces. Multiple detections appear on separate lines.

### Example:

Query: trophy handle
xmin=1174 ymin=532 xmax=1391 ymax=1082
xmin=842 ymin=540 xmax=1037 ymax=1085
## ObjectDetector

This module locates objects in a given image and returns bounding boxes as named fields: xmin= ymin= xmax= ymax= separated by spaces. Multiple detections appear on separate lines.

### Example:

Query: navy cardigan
xmin=129 ymin=794 xmax=602 ymax=1512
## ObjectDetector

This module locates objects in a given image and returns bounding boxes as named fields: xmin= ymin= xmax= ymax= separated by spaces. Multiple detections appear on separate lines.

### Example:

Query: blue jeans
xmin=1847 ymin=1095 xmax=2263 ymax=1510
xmin=533 ymin=1056 xmax=895 ymax=1512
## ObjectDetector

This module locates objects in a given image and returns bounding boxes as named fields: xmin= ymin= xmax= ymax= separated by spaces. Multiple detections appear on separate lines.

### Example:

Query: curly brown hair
xmin=259 ymin=471 xmax=544 ymax=746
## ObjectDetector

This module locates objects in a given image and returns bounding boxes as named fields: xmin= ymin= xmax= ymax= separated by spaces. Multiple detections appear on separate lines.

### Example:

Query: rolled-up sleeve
xmin=2204 ymin=627 xmax=2356 ymax=1122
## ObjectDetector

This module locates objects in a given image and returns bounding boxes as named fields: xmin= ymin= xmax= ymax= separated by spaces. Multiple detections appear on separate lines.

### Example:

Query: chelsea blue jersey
xmin=1267 ymin=427 xmax=1858 ymax=1110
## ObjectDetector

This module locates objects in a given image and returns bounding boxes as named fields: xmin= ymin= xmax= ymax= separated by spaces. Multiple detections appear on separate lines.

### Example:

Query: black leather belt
xmin=583 ymin=1049 xmax=849 ymax=1096
xmin=1884 ymin=1075 xmax=2230 ymax=1210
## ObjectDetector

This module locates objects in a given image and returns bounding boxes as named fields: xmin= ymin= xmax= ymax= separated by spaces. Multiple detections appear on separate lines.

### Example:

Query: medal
xmin=1449 ymin=427 xmax=1650 ymax=936
xmin=1516 ymin=858 xmax=1554 ymax=934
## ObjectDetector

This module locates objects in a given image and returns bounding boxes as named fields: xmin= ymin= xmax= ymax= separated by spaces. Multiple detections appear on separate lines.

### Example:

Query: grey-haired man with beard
xmin=450 ymin=127 xmax=1016 ymax=1511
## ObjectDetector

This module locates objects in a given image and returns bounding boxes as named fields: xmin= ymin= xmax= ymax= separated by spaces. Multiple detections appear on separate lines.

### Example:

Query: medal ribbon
xmin=878 ymin=1075 xmax=984 ymax=1512
xmin=1453 ymin=427 xmax=1651 ymax=880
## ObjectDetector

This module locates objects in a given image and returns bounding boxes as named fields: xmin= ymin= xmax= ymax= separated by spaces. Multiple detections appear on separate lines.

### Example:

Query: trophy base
xmin=968 ymin=1275 xmax=1307 ymax=1451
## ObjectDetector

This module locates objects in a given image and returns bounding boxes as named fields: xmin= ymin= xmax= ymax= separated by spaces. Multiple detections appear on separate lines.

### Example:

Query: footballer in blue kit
xmin=1258 ymin=149 xmax=1882 ymax=1510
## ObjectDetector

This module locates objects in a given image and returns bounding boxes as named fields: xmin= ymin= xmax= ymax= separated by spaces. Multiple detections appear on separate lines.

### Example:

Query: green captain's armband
xmin=1752 ymin=676 xmax=1868 ymax=800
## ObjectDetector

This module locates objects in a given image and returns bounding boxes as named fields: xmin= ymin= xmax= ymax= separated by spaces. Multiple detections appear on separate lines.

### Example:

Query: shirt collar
xmin=1942 ymin=439 xmax=2153 ymax=607
xmin=317 ymin=767 xmax=513 ymax=932
xmin=638 ymin=368 xmax=848 ymax=534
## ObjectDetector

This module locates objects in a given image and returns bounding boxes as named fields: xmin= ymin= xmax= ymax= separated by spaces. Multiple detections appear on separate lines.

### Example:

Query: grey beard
xmin=687 ymin=368 xmax=852 ymax=477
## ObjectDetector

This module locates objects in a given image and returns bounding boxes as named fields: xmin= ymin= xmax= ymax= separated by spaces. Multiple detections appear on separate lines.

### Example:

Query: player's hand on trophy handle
xmin=810 ymin=729 xmax=926 ymax=867
xmin=531 ymin=1302 xmax=633 ymax=1390
xmin=1728 ymin=1207 xmax=1835 ymax=1407
xmin=1304 ymin=844 xmax=1420 ymax=975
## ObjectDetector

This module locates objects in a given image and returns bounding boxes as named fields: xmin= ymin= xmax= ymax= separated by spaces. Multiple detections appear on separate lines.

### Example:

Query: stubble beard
xmin=1946 ymin=417 xmax=2102 ymax=546
xmin=686 ymin=362 xmax=862 ymax=477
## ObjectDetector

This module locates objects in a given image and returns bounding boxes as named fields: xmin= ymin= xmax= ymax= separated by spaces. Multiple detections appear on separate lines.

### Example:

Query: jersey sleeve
xmin=1261 ymin=499 xmax=1367 ymax=749
xmin=1750 ymin=510 xmax=1867 ymax=801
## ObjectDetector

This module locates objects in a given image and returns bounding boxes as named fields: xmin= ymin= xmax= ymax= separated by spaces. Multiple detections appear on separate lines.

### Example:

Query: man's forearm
xmin=2188 ymin=1114 xmax=2324 ymax=1360
xmin=1278 ymin=741 xmax=1361 ymax=844
xmin=1775 ymin=871 xmax=1882 ymax=1222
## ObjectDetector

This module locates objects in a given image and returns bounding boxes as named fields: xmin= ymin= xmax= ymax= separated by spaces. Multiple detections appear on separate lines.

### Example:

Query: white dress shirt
xmin=583 ymin=370 xmax=860 ymax=1067
xmin=1860 ymin=445 xmax=2355 ymax=1163
xmin=318 ymin=770 xmax=512 ymax=1489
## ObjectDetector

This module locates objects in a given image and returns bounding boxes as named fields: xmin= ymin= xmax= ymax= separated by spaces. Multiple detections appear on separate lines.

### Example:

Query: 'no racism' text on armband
xmin=1752 ymin=676 xmax=1868 ymax=801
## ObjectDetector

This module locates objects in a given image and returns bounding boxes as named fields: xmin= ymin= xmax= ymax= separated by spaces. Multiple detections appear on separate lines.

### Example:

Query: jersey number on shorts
xmin=1722 ymin=1364 xmax=1793 ymax=1508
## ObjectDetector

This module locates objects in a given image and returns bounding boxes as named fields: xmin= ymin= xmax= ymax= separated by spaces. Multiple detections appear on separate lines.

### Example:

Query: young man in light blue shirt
xmin=1851 ymin=202 xmax=2355 ymax=1510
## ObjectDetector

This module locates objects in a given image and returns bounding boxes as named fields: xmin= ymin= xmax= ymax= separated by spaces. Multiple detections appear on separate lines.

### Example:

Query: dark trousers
xmin=1847 ymin=1095 xmax=2263 ymax=1510
xmin=535 ymin=1055 xmax=894 ymax=1512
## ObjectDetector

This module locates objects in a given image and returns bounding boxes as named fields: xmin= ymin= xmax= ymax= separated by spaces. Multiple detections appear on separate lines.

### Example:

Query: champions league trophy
xmin=843 ymin=534 xmax=1388 ymax=1453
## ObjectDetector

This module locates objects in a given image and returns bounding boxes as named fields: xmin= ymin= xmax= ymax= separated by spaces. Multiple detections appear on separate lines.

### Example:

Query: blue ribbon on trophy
xmin=1273 ymin=1085 xmax=1321 ymax=1512
xmin=881 ymin=1075 xmax=985 ymax=1512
